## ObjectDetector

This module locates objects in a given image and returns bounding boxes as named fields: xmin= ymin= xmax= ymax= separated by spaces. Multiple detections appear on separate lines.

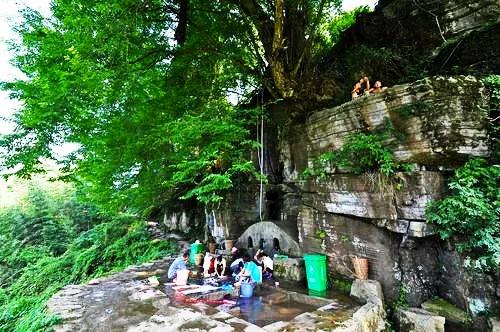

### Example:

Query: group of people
xmin=351 ymin=75 xmax=386 ymax=99
xmin=203 ymin=252 xmax=227 ymax=278
xmin=229 ymin=249 xmax=274 ymax=283
xmin=167 ymin=245 xmax=275 ymax=285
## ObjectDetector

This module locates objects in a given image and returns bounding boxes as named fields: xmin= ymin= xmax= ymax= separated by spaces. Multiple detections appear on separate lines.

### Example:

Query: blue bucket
xmin=240 ymin=282 xmax=254 ymax=298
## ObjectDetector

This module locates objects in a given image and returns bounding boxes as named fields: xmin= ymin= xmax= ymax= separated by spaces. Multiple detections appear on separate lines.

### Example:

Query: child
xmin=369 ymin=81 xmax=385 ymax=93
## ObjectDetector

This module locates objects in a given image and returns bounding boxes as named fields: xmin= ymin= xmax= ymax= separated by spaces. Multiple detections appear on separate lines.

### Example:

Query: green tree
xmin=1 ymin=0 xmax=343 ymax=212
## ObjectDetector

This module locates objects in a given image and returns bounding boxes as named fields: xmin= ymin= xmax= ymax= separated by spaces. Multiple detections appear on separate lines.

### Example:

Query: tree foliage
xmin=1 ymin=0 xmax=345 ymax=212
xmin=426 ymin=158 xmax=500 ymax=271
xmin=0 ymin=180 xmax=176 ymax=331
xmin=316 ymin=5 xmax=370 ymax=53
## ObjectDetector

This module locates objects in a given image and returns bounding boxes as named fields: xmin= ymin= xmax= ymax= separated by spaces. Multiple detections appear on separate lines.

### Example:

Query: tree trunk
xmin=270 ymin=0 xmax=294 ymax=98
xmin=175 ymin=0 xmax=189 ymax=45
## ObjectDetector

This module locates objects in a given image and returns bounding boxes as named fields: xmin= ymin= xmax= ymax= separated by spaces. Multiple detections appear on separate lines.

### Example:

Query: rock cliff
xmin=156 ymin=0 xmax=499 ymax=329
xmin=315 ymin=0 xmax=500 ymax=106
xmin=206 ymin=74 xmax=496 ymax=330
xmin=274 ymin=75 xmax=495 ymax=309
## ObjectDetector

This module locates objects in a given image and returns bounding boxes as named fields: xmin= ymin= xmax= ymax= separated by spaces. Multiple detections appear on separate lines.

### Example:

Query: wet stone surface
xmin=46 ymin=258 xmax=371 ymax=332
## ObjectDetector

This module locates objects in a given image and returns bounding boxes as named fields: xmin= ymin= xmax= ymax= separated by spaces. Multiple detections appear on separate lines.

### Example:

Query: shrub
xmin=0 ymin=182 xmax=176 ymax=331
xmin=301 ymin=128 xmax=411 ymax=179
xmin=426 ymin=158 xmax=499 ymax=271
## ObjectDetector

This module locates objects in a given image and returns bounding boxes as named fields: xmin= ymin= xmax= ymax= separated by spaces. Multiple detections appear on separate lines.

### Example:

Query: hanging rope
xmin=257 ymin=90 xmax=265 ymax=222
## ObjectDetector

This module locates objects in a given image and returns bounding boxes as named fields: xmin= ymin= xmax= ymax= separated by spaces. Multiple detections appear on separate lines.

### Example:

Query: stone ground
xmin=46 ymin=254 xmax=388 ymax=332
xmin=46 ymin=238 xmax=388 ymax=332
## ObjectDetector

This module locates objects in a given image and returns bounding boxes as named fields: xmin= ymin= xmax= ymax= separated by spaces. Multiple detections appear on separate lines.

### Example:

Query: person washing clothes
xmin=254 ymin=249 xmax=273 ymax=280
xmin=238 ymin=253 xmax=261 ymax=284
xmin=231 ymin=246 xmax=239 ymax=260
xmin=254 ymin=249 xmax=264 ymax=266
xmin=261 ymin=252 xmax=274 ymax=279
xmin=215 ymin=255 xmax=226 ymax=278
xmin=167 ymin=250 xmax=190 ymax=280
xmin=203 ymin=252 xmax=216 ymax=277
xmin=230 ymin=255 xmax=244 ymax=276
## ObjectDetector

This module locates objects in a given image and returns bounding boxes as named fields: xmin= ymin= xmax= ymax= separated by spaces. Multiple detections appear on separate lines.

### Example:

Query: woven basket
xmin=351 ymin=256 xmax=369 ymax=280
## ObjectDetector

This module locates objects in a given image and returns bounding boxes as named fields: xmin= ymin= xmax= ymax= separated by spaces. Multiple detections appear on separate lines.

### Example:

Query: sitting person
xmin=203 ymin=253 xmax=216 ymax=277
xmin=229 ymin=256 xmax=244 ymax=274
xmin=215 ymin=255 xmax=227 ymax=278
xmin=230 ymin=256 xmax=244 ymax=275
xmin=254 ymin=249 xmax=264 ymax=267
xmin=351 ymin=82 xmax=362 ymax=99
xmin=352 ymin=76 xmax=370 ymax=99
xmin=369 ymin=80 xmax=386 ymax=93
xmin=261 ymin=252 xmax=274 ymax=279
xmin=231 ymin=246 xmax=239 ymax=261
xmin=238 ymin=253 xmax=262 ymax=284
xmin=167 ymin=250 xmax=190 ymax=280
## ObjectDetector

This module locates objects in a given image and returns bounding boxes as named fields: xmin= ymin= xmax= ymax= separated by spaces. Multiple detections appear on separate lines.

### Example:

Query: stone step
xmin=421 ymin=298 xmax=471 ymax=332
xmin=395 ymin=307 xmax=445 ymax=332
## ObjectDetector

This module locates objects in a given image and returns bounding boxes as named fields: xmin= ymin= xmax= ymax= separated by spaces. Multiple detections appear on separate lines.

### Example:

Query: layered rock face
xmin=272 ymin=75 xmax=497 ymax=329
xmin=286 ymin=77 xmax=489 ymax=277
xmin=440 ymin=0 xmax=500 ymax=36
xmin=282 ymin=76 xmax=489 ymax=179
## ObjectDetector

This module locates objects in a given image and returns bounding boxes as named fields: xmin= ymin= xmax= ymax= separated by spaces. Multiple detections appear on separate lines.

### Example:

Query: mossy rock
xmin=421 ymin=297 xmax=470 ymax=327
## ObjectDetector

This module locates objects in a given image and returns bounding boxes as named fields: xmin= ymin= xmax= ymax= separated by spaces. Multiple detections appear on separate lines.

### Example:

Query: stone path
xmin=47 ymin=257 xmax=283 ymax=331
xmin=46 ymin=256 xmax=386 ymax=332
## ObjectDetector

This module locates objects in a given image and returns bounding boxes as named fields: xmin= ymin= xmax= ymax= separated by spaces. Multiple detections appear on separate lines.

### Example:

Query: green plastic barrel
xmin=303 ymin=254 xmax=327 ymax=292
xmin=189 ymin=243 xmax=205 ymax=264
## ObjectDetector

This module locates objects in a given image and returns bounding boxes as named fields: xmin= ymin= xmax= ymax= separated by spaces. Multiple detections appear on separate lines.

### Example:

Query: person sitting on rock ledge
xmin=351 ymin=82 xmax=362 ymax=99
xmin=167 ymin=250 xmax=190 ymax=280
xmin=351 ymin=75 xmax=370 ymax=99
xmin=369 ymin=80 xmax=386 ymax=94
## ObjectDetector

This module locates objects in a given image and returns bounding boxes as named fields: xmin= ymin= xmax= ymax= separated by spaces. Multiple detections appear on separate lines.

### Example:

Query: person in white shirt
xmin=203 ymin=253 xmax=215 ymax=277
xmin=261 ymin=252 xmax=273 ymax=279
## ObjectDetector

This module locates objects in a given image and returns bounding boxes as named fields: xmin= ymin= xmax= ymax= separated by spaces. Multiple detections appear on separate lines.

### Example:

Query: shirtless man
xmin=369 ymin=81 xmax=385 ymax=93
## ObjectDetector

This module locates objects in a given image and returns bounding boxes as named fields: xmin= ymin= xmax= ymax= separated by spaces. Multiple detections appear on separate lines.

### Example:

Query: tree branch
xmin=234 ymin=0 xmax=274 ymax=58
xmin=291 ymin=0 xmax=327 ymax=78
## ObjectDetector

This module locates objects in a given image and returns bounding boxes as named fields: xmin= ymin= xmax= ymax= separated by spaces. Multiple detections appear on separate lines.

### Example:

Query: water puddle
xmin=158 ymin=277 xmax=361 ymax=328
xmin=220 ymin=296 xmax=319 ymax=327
